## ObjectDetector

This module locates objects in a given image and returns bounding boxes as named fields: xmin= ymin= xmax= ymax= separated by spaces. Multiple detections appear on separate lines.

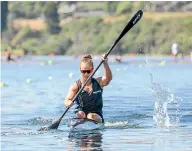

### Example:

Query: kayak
xmin=69 ymin=118 xmax=104 ymax=132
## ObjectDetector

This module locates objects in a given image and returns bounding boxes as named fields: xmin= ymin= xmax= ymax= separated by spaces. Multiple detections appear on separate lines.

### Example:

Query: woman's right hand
xmin=65 ymin=99 xmax=73 ymax=107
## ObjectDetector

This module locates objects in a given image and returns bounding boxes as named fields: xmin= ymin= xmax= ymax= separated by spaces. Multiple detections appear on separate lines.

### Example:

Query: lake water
xmin=1 ymin=56 xmax=192 ymax=151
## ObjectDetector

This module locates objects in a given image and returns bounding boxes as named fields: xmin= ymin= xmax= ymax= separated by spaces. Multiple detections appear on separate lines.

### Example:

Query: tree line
xmin=1 ymin=1 xmax=192 ymax=55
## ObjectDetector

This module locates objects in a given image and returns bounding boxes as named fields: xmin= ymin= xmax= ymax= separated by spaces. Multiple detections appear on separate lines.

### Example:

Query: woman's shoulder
xmin=74 ymin=79 xmax=81 ymax=90
xmin=93 ymin=77 xmax=101 ymax=82
xmin=70 ymin=81 xmax=79 ymax=92
xmin=94 ymin=77 xmax=103 ymax=88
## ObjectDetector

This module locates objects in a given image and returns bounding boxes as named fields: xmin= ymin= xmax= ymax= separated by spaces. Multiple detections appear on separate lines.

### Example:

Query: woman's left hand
xmin=102 ymin=53 xmax=108 ymax=63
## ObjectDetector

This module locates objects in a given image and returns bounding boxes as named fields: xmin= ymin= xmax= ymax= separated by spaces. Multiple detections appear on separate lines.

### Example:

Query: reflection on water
xmin=152 ymin=129 xmax=183 ymax=151
xmin=68 ymin=131 xmax=103 ymax=151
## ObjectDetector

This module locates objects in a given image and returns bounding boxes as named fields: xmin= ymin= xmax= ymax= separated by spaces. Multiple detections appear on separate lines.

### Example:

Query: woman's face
xmin=80 ymin=62 xmax=93 ymax=80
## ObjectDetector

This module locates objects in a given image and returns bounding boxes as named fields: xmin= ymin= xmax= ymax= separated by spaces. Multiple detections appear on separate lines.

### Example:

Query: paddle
xmin=39 ymin=10 xmax=143 ymax=131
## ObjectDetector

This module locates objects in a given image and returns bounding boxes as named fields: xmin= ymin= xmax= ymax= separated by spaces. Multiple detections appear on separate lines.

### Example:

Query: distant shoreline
xmin=1 ymin=55 xmax=191 ymax=65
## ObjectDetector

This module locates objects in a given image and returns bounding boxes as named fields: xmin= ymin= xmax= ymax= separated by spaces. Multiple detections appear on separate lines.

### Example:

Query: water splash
xmin=146 ymin=57 xmax=182 ymax=128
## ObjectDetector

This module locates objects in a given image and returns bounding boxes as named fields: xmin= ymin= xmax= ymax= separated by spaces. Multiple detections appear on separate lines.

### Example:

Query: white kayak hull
xmin=69 ymin=118 xmax=104 ymax=131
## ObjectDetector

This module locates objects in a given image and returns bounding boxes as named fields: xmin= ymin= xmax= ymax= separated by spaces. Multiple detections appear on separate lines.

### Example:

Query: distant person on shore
xmin=5 ymin=49 xmax=16 ymax=62
xmin=171 ymin=43 xmax=179 ymax=61
xmin=115 ymin=55 xmax=122 ymax=63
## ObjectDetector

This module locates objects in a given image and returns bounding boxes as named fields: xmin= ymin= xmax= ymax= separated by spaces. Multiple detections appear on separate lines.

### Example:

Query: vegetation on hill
xmin=1 ymin=1 xmax=192 ymax=56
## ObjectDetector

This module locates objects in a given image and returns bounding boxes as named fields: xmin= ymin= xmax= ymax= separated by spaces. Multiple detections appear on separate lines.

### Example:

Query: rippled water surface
xmin=1 ymin=56 xmax=192 ymax=151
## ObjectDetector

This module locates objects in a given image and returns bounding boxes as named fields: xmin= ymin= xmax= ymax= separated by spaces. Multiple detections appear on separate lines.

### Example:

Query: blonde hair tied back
xmin=80 ymin=54 xmax=93 ymax=67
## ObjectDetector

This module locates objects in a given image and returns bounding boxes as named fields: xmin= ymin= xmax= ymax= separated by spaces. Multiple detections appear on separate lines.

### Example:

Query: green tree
xmin=1 ymin=1 xmax=8 ymax=32
xmin=8 ymin=2 xmax=45 ymax=18
xmin=105 ymin=1 xmax=119 ymax=15
xmin=116 ymin=2 xmax=132 ymax=15
xmin=44 ymin=2 xmax=61 ymax=34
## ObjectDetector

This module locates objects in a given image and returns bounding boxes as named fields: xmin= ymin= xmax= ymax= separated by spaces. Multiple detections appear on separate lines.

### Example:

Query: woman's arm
xmin=97 ymin=54 xmax=112 ymax=87
xmin=64 ymin=83 xmax=78 ymax=107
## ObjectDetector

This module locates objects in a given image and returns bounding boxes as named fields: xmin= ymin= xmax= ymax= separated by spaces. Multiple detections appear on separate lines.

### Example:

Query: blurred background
xmin=1 ymin=1 xmax=192 ymax=57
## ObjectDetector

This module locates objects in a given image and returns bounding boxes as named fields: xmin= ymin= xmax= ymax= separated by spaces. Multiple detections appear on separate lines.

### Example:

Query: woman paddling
xmin=64 ymin=54 xmax=112 ymax=123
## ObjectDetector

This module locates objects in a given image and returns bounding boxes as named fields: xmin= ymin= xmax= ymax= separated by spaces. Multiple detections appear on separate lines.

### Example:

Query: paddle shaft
xmin=58 ymin=10 xmax=143 ymax=121
xmin=54 ymin=10 xmax=143 ymax=128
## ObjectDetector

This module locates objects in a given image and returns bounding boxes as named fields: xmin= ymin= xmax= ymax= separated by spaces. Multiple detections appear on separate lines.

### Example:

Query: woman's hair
xmin=80 ymin=54 xmax=93 ymax=67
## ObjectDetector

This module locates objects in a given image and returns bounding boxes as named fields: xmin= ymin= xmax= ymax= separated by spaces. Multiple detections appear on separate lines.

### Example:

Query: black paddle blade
xmin=105 ymin=10 xmax=143 ymax=57
xmin=38 ymin=119 xmax=60 ymax=131
xmin=115 ymin=10 xmax=143 ymax=44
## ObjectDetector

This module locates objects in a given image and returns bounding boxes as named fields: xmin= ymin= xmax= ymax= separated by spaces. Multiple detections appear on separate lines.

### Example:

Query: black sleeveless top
xmin=75 ymin=78 xmax=103 ymax=113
